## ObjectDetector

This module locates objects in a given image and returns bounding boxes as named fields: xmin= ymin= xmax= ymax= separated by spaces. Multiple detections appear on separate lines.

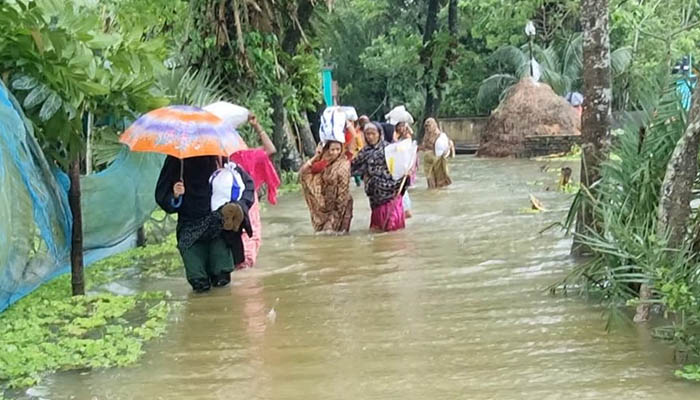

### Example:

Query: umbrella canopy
xmin=119 ymin=105 xmax=247 ymax=159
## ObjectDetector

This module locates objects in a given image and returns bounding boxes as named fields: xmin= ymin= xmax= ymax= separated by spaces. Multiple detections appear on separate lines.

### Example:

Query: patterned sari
xmin=301 ymin=152 xmax=353 ymax=233
xmin=351 ymin=132 xmax=405 ymax=232
xmin=351 ymin=139 xmax=400 ymax=209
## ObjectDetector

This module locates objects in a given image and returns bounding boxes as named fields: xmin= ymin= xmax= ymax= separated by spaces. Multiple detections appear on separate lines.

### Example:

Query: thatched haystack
xmin=477 ymin=78 xmax=581 ymax=158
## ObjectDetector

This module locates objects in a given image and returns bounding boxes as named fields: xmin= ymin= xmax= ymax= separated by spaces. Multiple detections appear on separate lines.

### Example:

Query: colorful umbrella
xmin=119 ymin=105 xmax=247 ymax=179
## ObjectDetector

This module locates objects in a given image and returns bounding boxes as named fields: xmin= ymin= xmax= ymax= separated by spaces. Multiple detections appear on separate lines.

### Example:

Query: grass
xmin=0 ymin=232 xmax=183 ymax=392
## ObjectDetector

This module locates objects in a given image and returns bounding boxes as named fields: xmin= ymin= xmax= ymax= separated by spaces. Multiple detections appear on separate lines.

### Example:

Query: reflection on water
xmin=31 ymin=157 xmax=697 ymax=399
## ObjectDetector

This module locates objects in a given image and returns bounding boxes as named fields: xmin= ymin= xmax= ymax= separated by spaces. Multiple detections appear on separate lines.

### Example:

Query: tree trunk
xmin=422 ymin=0 xmax=440 ymax=44
xmin=657 ymin=94 xmax=700 ymax=247
xmin=69 ymin=158 xmax=85 ymax=296
xmin=137 ymin=226 xmax=147 ymax=247
xmin=448 ymin=0 xmax=458 ymax=36
xmin=271 ymin=94 xmax=301 ymax=171
xmin=572 ymin=0 xmax=612 ymax=256
xmin=298 ymin=112 xmax=317 ymax=157
xmin=85 ymin=112 xmax=93 ymax=175
xmin=635 ymin=94 xmax=700 ymax=322
xmin=419 ymin=0 xmax=442 ymax=139
xmin=281 ymin=0 xmax=315 ymax=54
xmin=269 ymin=0 xmax=315 ymax=168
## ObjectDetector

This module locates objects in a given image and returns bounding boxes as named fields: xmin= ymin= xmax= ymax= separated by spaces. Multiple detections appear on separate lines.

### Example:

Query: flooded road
xmin=37 ymin=157 xmax=697 ymax=399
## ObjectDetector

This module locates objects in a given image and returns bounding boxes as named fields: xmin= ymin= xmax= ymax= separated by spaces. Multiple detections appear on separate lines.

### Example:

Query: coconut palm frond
xmin=536 ymin=45 xmax=560 ymax=74
xmin=477 ymin=73 xmax=517 ymax=108
xmin=541 ymin=68 xmax=569 ymax=95
xmin=159 ymin=67 xmax=226 ymax=107
xmin=612 ymin=47 xmax=634 ymax=76
xmin=490 ymin=45 xmax=527 ymax=72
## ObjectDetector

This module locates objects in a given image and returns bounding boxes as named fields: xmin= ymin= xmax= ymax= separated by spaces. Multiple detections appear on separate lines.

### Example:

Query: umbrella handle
xmin=180 ymin=159 xmax=184 ymax=182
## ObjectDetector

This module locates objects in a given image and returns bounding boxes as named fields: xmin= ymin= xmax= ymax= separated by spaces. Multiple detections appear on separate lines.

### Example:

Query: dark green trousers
xmin=179 ymin=237 xmax=233 ymax=283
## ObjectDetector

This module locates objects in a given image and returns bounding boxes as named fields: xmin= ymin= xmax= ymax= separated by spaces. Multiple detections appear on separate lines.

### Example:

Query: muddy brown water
xmin=21 ymin=157 xmax=699 ymax=399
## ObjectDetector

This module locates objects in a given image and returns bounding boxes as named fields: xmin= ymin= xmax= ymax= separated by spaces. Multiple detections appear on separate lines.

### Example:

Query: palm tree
xmin=477 ymin=34 xmax=633 ymax=110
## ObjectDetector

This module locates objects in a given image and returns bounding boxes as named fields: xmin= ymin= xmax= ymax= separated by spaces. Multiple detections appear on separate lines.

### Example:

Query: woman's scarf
xmin=351 ymin=124 xmax=400 ymax=208
xmin=422 ymin=117 xmax=441 ymax=152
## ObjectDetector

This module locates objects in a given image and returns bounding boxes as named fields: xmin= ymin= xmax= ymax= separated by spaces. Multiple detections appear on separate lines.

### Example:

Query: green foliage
xmin=90 ymin=234 xmax=183 ymax=282
xmin=675 ymin=364 xmax=700 ymax=381
xmin=463 ymin=0 xmax=579 ymax=48
xmin=359 ymin=27 xmax=424 ymax=115
xmin=158 ymin=67 xmax=225 ymax=108
xmin=611 ymin=0 xmax=700 ymax=109
xmin=0 ymin=0 xmax=171 ymax=166
xmin=0 ymin=254 xmax=176 ymax=390
xmin=281 ymin=44 xmax=324 ymax=122
xmin=477 ymin=35 xmax=632 ymax=110
xmin=556 ymin=75 xmax=700 ymax=377
xmin=279 ymin=171 xmax=301 ymax=194
xmin=186 ymin=1 xmax=324 ymax=136
xmin=0 ymin=207 xmax=183 ymax=392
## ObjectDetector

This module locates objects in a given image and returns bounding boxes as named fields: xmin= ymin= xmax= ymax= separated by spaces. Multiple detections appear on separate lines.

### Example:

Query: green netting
xmin=0 ymin=81 xmax=164 ymax=311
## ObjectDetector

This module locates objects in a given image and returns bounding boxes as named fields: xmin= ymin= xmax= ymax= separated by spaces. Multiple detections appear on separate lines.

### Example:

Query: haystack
xmin=477 ymin=78 xmax=581 ymax=158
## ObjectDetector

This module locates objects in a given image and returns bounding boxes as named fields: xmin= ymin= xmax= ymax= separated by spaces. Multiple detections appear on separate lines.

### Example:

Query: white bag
xmin=319 ymin=107 xmax=347 ymax=143
xmin=204 ymin=101 xmax=250 ymax=128
xmin=435 ymin=132 xmax=450 ymax=157
xmin=209 ymin=162 xmax=246 ymax=211
xmin=384 ymin=105 xmax=414 ymax=125
xmin=385 ymin=138 xmax=418 ymax=180
xmin=339 ymin=106 xmax=358 ymax=122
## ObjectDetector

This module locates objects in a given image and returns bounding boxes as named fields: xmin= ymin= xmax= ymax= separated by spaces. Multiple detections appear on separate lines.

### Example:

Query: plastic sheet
xmin=0 ymin=81 xmax=163 ymax=311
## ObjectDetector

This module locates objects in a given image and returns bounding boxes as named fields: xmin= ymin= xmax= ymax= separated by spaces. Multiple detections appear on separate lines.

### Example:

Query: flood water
xmin=31 ymin=157 xmax=698 ymax=399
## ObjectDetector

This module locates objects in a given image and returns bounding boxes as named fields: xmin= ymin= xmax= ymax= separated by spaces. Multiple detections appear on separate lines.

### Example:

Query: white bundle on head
xmin=339 ymin=106 xmax=358 ymax=122
xmin=204 ymin=102 xmax=250 ymax=128
xmin=319 ymin=107 xmax=347 ymax=144
xmin=384 ymin=105 xmax=414 ymax=125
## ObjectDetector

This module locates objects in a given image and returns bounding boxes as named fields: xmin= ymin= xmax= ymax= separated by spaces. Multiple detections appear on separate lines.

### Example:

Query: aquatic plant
xmin=0 ymin=234 xmax=183 ymax=392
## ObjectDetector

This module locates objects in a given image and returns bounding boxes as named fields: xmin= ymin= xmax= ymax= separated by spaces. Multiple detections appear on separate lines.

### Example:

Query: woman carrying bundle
xmin=228 ymin=113 xmax=280 ymax=269
xmin=394 ymin=122 xmax=417 ymax=219
xmin=300 ymin=138 xmax=354 ymax=233
xmin=351 ymin=122 xmax=405 ymax=232
xmin=156 ymin=156 xmax=255 ymax=293
xmin=420 ymin=118 xmax=452 ymax=189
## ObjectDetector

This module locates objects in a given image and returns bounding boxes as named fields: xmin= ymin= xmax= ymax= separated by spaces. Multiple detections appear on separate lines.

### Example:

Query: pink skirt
xmin=237 ymin=193 xmax=262 ymax=269
xmin=370 ymin=196 xmax=405 ymax=232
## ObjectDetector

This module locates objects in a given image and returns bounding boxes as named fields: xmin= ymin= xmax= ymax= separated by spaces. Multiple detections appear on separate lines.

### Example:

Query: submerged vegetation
xmin=0 ymin=229 xmax=183 ymax=392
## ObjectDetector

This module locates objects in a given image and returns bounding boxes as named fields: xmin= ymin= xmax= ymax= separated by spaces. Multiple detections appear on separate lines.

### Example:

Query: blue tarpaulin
xmin=0 ymin=81 xmax=164 ymax=311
